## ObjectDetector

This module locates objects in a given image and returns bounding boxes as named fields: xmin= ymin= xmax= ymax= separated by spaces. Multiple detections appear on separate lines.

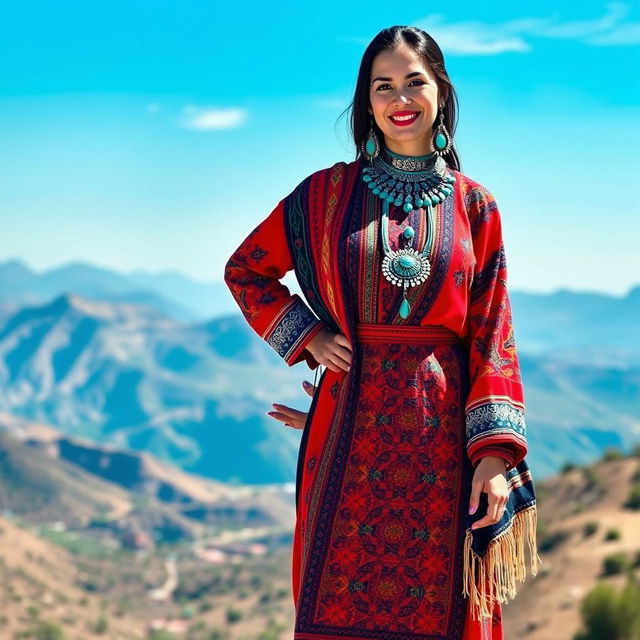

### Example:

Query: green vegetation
xmin=582 ymin=466 xmax=603 ymax=494
xmin=26 ymin=604 xmax=40 ymax=618
xmin=225 ymin=606 xmax=242 ymax=624
xmin=15 ymin=621 xmax=67 ymax=640
xmin=601 ymin=447 xmax=624 ymax=462
xmin=256 ymin=618 xmax=288 ymax=640
xmin=602 ymin=552 xmax=629 ymax=576
xmin=184 ymin=624 xmax=229 ymax=640
xmin=147 ymin=631 xmax=178 ymax=640
xmin=539 ymin=529 xmax=570 ymax=552
xmin=583 ymin=521 xmax=599 ymax=537
xmin=624 ymin=483 xmax=640 ymax=510
xmin=38 ymin=527 xmax=114 ymax=559
xmin=604 ymin=528 xmax=621 ymax=541
xmin=93 ymin=616 xmax=108 ymax=634
xmin=574 ymin=576 xmax=640 ymax=639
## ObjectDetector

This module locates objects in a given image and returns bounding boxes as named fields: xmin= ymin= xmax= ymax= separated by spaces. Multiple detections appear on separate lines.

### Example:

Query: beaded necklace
xmin=362 ymin=146 xmax=456 ymax=319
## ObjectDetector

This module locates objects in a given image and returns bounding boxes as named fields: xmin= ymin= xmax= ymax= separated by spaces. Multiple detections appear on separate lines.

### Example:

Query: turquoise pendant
xmin=365 ymin=134 xmax=378 ymax=157
xmin=399 ymin=298 xmax=411 ymax=319
xmin=381 ymin=249 xmax=431 ymax=286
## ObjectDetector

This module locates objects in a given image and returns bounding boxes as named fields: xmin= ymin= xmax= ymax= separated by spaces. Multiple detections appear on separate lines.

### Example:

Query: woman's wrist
xmin=478 ymin=455 xmax=511 ymax=470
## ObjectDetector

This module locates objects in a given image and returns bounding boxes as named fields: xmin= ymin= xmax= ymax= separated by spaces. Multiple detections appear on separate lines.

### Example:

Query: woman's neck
xmin=383 ymin=137 xmax=435 ymax=158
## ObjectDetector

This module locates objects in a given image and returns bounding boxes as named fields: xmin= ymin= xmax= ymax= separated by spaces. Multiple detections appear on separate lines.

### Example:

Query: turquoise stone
xmin=386 ymin=194 xmax=395 ymax=203
xmin=399 ymin=298 xmax=411 ymax=319
xmin=394 ymin=198 xmax=403 ymax=207
xmin=435 ymin=133 xmax=447 ymax=149
xmin=380 ymin=191 xmax=388 ymax=199
xmin=403 ymin=202 xmax=413 ymax=213
xmin=366 ymin=138 xmax=377 ymax=156
xmin=415 ymin=198 xmax=424 ymax=208
xmin=403 ymin=227 xmax=415 ymax=240
xmin=363 ymin=174 xmax=372 ymax=182
xmin=399 ymin=255 xmax=415 ymax=268
xmin=373 ymin=187 xmax=381 ymax=195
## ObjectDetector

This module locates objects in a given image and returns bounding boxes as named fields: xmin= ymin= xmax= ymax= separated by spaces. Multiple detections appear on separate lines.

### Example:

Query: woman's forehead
xmin=371 ymin=47 xmax=433 ymax=78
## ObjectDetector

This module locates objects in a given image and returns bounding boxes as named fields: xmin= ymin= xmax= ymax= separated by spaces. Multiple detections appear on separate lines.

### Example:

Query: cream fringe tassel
xmin=463 ymin=505 xmax=542 ymax=622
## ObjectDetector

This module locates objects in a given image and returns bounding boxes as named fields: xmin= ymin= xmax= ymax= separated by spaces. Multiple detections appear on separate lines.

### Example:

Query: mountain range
xmin=0 ymin=258 xmax=637 ymax=483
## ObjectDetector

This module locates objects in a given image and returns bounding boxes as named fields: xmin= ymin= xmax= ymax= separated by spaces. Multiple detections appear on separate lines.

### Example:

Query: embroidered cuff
xmin=263 ymin=296 xmax=324 ymax=367
xmin=466 ymin=397 xmax=527 ymax=468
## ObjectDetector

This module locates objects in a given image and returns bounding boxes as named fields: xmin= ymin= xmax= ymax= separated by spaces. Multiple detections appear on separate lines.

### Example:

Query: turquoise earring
xmin=432 ymin=108 xmax=452 ymax=157
xmin=361 ymin=116 xmax=381 ymax=161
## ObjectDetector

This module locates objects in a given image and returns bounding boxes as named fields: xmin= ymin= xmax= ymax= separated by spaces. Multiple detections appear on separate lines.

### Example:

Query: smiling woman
xmin=224 ymin=24 xmax=539 ymax=640
xmin=369 ymin=50 xmax=442 ymax=156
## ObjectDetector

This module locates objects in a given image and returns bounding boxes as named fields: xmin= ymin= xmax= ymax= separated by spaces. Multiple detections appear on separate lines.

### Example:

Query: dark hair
xmin=338 ymin=25 xmax=461 ymax=171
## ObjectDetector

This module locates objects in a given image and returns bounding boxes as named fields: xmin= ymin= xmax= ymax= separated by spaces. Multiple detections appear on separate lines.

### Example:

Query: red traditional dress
xmin=224 ymin=157 xmax=540 ymax=639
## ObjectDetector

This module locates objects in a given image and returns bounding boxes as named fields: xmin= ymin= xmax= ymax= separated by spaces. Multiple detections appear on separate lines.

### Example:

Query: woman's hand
xmin=306 ymin=328 xmax=352 ymax=374
xmin=469 ymin=456 xmax=510 ymax=530
xmin=267 ymin=380 xmax=316 ymax=429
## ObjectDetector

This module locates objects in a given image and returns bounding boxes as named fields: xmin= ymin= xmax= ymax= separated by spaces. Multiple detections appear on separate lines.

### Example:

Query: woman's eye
xmin=376 ymin=80 xmax=425 ymax=91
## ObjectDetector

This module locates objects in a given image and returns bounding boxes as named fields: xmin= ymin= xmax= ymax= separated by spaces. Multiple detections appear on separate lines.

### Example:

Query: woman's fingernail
xmin=469 ymin=505 xmax=477 ymax=515
xmin=302 ymin=381 xmax=309 ymax=387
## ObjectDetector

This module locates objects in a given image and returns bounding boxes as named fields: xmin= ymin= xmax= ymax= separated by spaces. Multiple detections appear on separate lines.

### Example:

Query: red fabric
xmin=224 ymin=199 xmax=325 ymax=368
xmin=225 ymin=159 xmax=528 ymax=639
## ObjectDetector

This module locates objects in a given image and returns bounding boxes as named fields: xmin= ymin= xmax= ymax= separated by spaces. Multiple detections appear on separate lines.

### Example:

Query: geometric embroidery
xmin=466 ymin=400 xmax=526 ymax=440
xmin=265 ymin=298 xmax=321 ymax=362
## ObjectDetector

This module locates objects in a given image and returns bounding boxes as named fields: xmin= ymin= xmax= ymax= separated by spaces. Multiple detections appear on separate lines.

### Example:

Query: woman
xmin=224 ymin=25 xmax=540 ymax=640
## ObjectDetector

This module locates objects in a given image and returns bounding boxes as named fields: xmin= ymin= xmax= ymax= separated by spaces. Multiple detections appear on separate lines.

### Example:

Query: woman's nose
xmin=392 ymin=92 xmax=411 ymax=104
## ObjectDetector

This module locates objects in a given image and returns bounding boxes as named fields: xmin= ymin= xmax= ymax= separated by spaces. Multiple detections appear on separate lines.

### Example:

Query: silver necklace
xmin=362 ymin=147 xmax=456 ymax=319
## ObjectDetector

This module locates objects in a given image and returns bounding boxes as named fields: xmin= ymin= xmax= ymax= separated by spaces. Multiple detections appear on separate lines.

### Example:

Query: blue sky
xmin=1 ymin=1 xmax=638 ymax=296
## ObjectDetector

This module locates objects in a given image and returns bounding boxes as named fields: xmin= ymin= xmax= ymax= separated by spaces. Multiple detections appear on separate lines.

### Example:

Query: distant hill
xmin=510 ymin=286 xmax=640 ymax=361
xmin=0 ymin=276 xmax=637 ymax=482
xmin=0 ymin=293 xmax=307 ymax=484
xmin=503 ymin=450 xmax=640 ymax=639
xmin=0 ymin=511 xmax=152 ymax=639
xmin=0 ymin=437 xmax=638 ymax=640
xmin=0 ymin=422 xmax=295 ymax=538
xmin=0 ymin=421 xmax=299 ymax=638
xmin=0 ymin=258 xmax=238 ymax=322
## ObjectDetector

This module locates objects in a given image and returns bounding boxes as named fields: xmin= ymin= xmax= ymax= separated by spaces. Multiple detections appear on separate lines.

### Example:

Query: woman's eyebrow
xmin=371 ymin=71 xmax=425 ymax=85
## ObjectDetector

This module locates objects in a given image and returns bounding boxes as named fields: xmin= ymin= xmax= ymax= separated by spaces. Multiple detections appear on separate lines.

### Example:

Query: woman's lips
xmin=388 ymin=111 xmax=421 ymax=127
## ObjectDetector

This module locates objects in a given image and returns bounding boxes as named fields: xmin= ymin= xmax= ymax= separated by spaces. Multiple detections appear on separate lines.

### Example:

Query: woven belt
xmin=355 ymin=322 xmax=462 ymax=344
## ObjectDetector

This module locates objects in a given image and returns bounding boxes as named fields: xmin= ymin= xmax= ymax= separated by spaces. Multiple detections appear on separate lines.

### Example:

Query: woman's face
xmin=368 ymin=45 xmax=442 ymax=156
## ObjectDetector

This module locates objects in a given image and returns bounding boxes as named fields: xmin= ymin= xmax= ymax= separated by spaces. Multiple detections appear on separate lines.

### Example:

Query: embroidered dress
xmin=224 ymin=156 xmax=539 ymax=640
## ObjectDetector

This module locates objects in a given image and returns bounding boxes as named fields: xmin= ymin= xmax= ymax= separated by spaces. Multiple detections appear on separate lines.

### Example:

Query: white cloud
xmin=180 ymin=106 xmax=248 ymax=130
xmin=343 ymin=3 xmax=639 ymax=55
xmin=586 ymin=21 xmax=640 ymax=45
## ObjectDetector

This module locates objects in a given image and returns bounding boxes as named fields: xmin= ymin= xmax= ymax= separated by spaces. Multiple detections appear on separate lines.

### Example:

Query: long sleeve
xmin=464 ymin=186 xmax=528 ymax=470
xmin=224 ymin=185 xmax=326 ymax=369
